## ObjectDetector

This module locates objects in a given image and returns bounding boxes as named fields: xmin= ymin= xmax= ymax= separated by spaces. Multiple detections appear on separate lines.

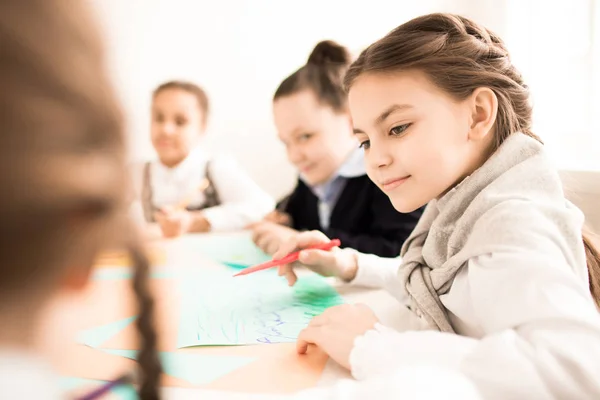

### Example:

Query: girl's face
xmin=348 ymin=70 xmax=495 ymax=212
xmin=151 ymin=88 xmax=205 ymax=168
xmin=273 ymin=90 xmax=358 ymax=186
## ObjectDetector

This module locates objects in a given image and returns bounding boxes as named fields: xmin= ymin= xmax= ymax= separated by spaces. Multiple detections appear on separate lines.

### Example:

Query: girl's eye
xmin=390 ymin=123 xmax=411 ymax=136
xmin=358 ymin=140 xmax=370 ymax=150
xmin=298 ymin=133 xmax=313 ymax=142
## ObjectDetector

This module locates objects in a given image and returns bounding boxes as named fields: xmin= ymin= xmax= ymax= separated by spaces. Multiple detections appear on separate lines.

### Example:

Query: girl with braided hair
xmin=0 ymin=1 xmax=161 ymax=398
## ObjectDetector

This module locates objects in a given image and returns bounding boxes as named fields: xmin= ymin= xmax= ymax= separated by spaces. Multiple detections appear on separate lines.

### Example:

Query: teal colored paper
xmin=77 ymin=316 xmax=136 ymax=348
xmin=59 ymin=377 xmax=89 ymax=391
xmin=177 ymin=271 xmax=344 ymax=347
xmin=190 ymin=234 xmax=271 ymax=268
xmin=99 ymin=349 xmax=256 ymax=385
xmin=111 ymin=384 xmax=139 ymax=400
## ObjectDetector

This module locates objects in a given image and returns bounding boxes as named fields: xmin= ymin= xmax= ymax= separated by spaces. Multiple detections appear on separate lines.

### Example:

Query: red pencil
xmin=233 ymin=239 xmax=341 ymax=277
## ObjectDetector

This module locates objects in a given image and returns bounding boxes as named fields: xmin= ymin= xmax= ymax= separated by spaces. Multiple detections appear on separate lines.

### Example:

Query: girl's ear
xmin=467 ymin=87 xmax=498 ymax=142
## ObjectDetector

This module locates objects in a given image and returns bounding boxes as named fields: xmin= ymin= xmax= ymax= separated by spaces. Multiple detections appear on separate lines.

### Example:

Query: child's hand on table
xmin=273 ymin=231 xmax=378 ymax=370
xmin=262 ymin=210 xmax=293 ymax=226
xmin=297 ymin=303 xmax=379 ymax=370
xmin=154 ymin=207 xmax=193 ymax=238
xmin=251 ymin=221 xmax=299 ymax=255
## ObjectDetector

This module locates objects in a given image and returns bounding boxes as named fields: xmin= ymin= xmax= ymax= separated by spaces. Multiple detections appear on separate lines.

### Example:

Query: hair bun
xmin=307 ymin=40 xmax=351 ymax=66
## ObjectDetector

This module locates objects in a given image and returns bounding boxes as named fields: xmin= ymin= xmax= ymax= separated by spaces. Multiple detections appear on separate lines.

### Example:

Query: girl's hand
xmin=297 ymin=304 xmax=379 ymax=370
xmin=154 ymin=207 xmax=192 ymax=238
xmin=263 ymin=210 xmax=293 ymax=226
xmin=273 ymin=230 xmax=358 ymax=286
xmin=251 ymin=221 xmax=299 ymax=255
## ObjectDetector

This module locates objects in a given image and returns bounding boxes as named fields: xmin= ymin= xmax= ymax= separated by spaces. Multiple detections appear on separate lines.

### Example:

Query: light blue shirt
xmin=300 ymin=148 xmax=366 ymax=229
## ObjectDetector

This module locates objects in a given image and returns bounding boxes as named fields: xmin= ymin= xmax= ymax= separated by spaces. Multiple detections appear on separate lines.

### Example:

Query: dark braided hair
xmin=0 ymin=0 xmax=163 ymax=398
xmin=130 ymin=241 xmax=162 ymax=399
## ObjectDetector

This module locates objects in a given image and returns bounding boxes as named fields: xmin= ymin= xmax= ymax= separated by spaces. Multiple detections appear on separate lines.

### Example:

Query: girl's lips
xmin=381 ymin=175 xmax=411 ymax=191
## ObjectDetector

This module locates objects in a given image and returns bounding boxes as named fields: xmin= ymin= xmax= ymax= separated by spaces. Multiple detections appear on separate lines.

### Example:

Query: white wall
xmin=91 ymin=0 xmax=599 ymax=199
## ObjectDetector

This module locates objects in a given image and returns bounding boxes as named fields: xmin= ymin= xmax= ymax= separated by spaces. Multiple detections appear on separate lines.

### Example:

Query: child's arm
xmin=274 ymin=230 xmax=408 ymax=304
xmin=187 ymin=210 xmax=212 ymax=231
xmin=345 ymin=202 xmax=600 ymax=398
xmin=201 ymin=154 xmax=275 ymax=231
xmin=152 ymin=208 xmax=211 ymax=237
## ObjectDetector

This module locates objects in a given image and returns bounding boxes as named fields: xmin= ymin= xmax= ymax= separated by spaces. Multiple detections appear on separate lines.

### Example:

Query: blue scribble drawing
xmin=177 ymin=271 xmax=344 ymax=347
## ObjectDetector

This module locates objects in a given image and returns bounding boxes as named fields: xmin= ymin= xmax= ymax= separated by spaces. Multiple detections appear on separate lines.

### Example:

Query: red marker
xmin=233 ymin=239 xmax=341 ymax=277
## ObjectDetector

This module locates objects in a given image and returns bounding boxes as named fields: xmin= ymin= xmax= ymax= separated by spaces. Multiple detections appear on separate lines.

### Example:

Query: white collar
xmin=154 ymin=147 xmax=206 ymax=178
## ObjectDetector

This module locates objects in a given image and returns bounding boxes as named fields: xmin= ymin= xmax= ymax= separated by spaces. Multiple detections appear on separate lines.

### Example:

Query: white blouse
xmin=131 ymin=148 xmax=274 ymax=231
